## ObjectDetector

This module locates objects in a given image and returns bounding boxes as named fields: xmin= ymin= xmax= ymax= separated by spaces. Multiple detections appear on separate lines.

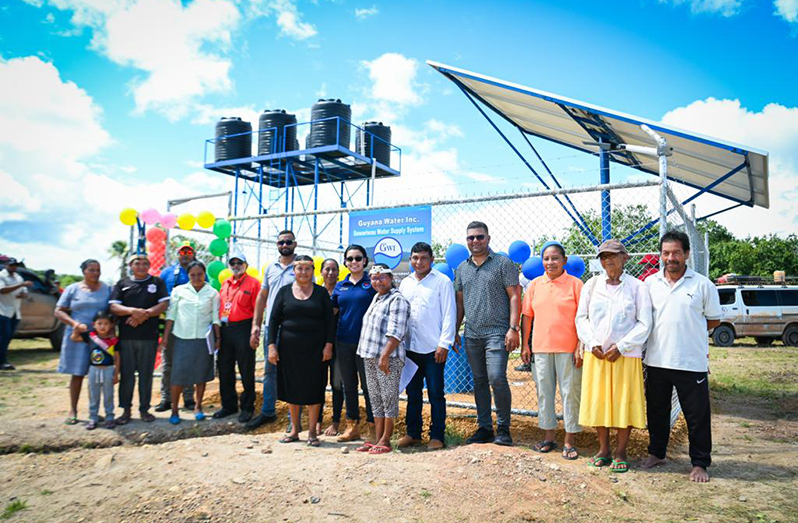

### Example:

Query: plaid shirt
xmin=356 ymin=288 xmax=411 ymax=360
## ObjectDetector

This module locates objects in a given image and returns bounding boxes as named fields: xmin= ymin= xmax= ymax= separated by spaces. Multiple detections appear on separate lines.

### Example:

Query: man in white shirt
xmin=397 ymin=242 xmax=457 ymax=450
xmin=642 ymin=231 xmax=721 ymax=483
xmin=0 ymin=258 xmax=33 ymax=370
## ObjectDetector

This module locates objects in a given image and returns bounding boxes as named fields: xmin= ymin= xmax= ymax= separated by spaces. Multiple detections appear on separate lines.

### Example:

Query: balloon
xmin=445 ymin=243 xmax=469 ymax=269
xmin=508 ymin=240 xmax=531 ymax=264
xmin=177 ymin=213 xmax=196 ymax=231
xmin=565 ymin=255 xmax=586 ymax=278
xmin=140 ymin=208 xmax=161 ymax=226
xmin=119 ymin=208 xmax=138 ymax=226
xmin=218 ymin=268 xmax=233 ymax=284
xmin=433 ymin=262 xmax=454 ymax=281
xmin=246 ymin=266 xmax=260 ymax=280
xmin=160 ymin=212 xmax=177 ymax=229
xmin=197 ymin=211 xmax=216 ymax=229
xmin=522 ymin=257 xmax=545 ymax=280
xmin=145 ymin=227 xmax=167 ymax=243
xmin=338 ymin=265 xmax=350 ymax=282
xmin=213 ymin=219 xmax=232 ymax=238
xmin=209 ymin=238 xmax=228 ymax=257
xmin=147 ymin=242 xmax=165 ymax=256
xmin=210 ymin=279 xmax=221 ymax=291
xmin=312 ymin=256 xmax=325 ymax=276
xmin=207 ymin=260 xmax=225 ymax=280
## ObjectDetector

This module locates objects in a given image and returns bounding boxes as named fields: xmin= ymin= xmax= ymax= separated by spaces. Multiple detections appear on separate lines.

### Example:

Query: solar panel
xmin=428 ymin=61 xmax=769 ymax=209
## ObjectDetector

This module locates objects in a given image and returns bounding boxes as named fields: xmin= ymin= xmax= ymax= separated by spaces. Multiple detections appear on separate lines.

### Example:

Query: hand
xmin=434 ymin=346 xmax=449 ymax=364
xmin=126 ymin=316 xmax=143 ymax=328
xmin=379 ymin=354 xmax=391 ymax=375
xmin=113 ymin=373 xmax=119 ymax=385
xmin=130 ymin=308 xmax=148 ymax=323
xmin=591 ymin=346 xmax=605 ymax=360
xmin=521 ymin=346 xmax=532 ymax=365
xmin=74 ymin=323 xmax=89 ymax=334
xmin=23 ymin=281 xmax=34 ymax=288
xmin=250 ymin=326 xmax=261 ymax=350
xmin=505 ymin=328 xmax=520 ymax=352
xmin=604 ymin=344 xmax=622 ymax=362
xmin=453 ymin=333 xmax=461 ymax=354
xmin=322 ymin=343 xmax=333 ymax=362
xmin=268 ymin=345 xmax=279 ymax=365
xmin=574 ymin=352 xmax=584 ymax=369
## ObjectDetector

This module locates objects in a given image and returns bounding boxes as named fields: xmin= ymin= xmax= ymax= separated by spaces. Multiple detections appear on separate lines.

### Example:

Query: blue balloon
xmin=508 ymin=240 xmax=531 ymax=264
xmin=565 ymin=255 xmax=586 ymax=278
xmin=445 ymin=243 xmax=469 ymax=269
xmin=433 ymin=262 xmax=455 ymax=281
xmin=522 ymin=257 xmax=545 ymax=280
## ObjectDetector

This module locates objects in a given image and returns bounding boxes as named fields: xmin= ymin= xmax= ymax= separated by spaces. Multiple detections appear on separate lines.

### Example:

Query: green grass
xmin=443 ymin=424 xmax=465 ymax=447
xmin=1 ymin=500 xmax=28 ymax=520
xmin=420 ymin=489 xmax=432 ymax=499
xmin=39 ymin=490 xmax=53 ymax=496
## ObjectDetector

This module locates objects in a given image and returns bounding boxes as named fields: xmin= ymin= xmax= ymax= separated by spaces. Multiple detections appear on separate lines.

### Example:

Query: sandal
xmin=368 ymin=445 xmax=391 ymax=455
xmin=140 ymin=412 xmax=155 ymax=423
xmin=588 ymin=456 xmax=612 ymax=468
xmin=115 ymin=413 xmax=131 ymax=426
xmin=306 ymin=437 xmax=321 ymax=447
xmin=64 ymin=416 xmax=78 ymax=426
xmin=562 ymin=446 xmax=579 ymax=460
xmin=356 ymin=442 xmax=374 ymax=452
xmin=533 ymin=440 xmax=557 ymax=453
xmin=279 ymin=435 xmax=300 ymax=444
xmin=610 ymin=460 xmax=629 ymax=473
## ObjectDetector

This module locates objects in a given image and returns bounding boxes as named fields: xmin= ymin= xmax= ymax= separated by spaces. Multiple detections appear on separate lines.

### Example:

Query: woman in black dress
xmin=268 ymin=255 xmax=335 ymax=446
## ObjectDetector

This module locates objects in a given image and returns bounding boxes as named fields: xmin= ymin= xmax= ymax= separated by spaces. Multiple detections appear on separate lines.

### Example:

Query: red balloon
xmin=145 ymin=227 xmax=167 ymax=243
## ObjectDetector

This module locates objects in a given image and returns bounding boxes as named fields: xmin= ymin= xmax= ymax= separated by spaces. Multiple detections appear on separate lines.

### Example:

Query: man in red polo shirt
xmin=213 ymin=252 xmax=260 ymax=423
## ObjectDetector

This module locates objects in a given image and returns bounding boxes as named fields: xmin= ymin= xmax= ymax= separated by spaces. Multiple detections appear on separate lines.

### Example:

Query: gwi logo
xmin=373 ymin=237 xmax=402 ymax=269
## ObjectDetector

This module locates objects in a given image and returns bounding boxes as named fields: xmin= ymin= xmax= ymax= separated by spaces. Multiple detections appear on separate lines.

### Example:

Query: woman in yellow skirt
xmin=576 ymin=240 xmax=652 ymax=473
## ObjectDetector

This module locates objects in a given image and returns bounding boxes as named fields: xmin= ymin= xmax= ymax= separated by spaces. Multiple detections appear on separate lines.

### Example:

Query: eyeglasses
xmin=229 ymin=261 xmax=244 ymax=266
xmin=466 ymin=234 xmax=486 ymax=242
xmin=277 ymin=240 xmax=294 ymax=246
xmin=346 ymin=256 xmax=364 ymax=262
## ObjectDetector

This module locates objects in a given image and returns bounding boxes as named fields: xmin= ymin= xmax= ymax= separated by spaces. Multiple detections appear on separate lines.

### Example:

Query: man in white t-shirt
xmin=0 ymin=258 xmax=33 ymax=370
xmin=642 ymin=231 xmax=721 ymax=483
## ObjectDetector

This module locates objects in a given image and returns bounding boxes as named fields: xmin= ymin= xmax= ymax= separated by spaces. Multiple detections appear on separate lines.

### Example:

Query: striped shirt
xmin=356 ymin=288 xmax=411 ymax=360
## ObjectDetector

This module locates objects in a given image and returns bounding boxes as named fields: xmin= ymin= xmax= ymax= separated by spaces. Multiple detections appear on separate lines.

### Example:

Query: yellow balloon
xmin=197 ymin=210 xmax=215 ymax=229
xmin=218 ymin=268 xmax=233 ymax=284
xmin=246 ymin=266 xmax=260 ymax=281
xmin=120 ymin=208 xmax=138 ymax=226
xmin=338 ymin=265 xmax=350 ymax=282
xmin=312 ymin=256 xmax=325 ymax=276
xmin=177 ymin=213 xmax=196 ymax=231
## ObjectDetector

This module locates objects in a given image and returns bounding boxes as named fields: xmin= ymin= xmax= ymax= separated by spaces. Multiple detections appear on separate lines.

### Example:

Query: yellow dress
xmin=578 ymin=351 xmax=646 ymax=429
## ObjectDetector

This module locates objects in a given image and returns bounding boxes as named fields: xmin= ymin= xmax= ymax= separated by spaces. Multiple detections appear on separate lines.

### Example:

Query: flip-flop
xmin=306 ymin=437 xmax=321 ymax=447
xmin=64 ymin=416 xmax=78 ymax=426
xmin=195 ymin=412 xmax=206 ymax=421
xmin=588 ymin=456 xmax=612 ymax=468
xmin=562 ymin=446 xmax=580 ymax=461
xmin=356 ymin=442 xmax=374 ymax=452
xmin=610 ymin=460 xmax=629 ymax=473
xmin=533 ymin=440 xmax=557 ymax=453
xmin=368 ymin=445 xmax=391 ymax=455
xmin=279 ymin=435 xmax=300 ymax=444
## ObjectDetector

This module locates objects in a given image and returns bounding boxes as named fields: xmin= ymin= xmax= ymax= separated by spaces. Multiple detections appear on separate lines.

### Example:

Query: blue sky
xmin=1 ymin=0 xmax=797 ymax=274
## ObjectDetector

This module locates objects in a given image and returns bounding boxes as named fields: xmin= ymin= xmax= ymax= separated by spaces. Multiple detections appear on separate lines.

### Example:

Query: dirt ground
xmin=0 ymin=339 xmax=796 ymax=522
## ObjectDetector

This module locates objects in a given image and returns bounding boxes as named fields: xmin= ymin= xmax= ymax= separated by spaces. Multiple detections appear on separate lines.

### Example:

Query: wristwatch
xmin=510 ymin=325 xmax=521 ymax=332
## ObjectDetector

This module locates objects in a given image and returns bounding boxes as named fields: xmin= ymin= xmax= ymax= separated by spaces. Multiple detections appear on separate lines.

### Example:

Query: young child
xmin=71 ymin=311 xmax=120 ymax=430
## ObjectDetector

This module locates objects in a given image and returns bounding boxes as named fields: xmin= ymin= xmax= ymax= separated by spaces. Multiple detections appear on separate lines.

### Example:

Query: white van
xmin=714 ymin=285 xmax=798 ymax=347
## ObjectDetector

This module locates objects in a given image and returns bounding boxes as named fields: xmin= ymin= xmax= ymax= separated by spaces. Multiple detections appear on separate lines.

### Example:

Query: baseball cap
xmin=229 ymin=252 xmax=247 ymax=264
xmin=176 ymin=244 xmax=195 ymax=255
xmin=597 ymin=239 xmax=628 ymax=256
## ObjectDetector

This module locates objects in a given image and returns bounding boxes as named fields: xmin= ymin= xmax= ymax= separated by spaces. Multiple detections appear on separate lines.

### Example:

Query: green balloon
xmin=213 ymin=219 xmax=232 ymax=239
xmin=209 ymin=238 xmax=229 ymax=257
xmin=210 ymin=278 xmax=221 ymax=291
xmin=207 ymin=260 xmax=225 ymax=279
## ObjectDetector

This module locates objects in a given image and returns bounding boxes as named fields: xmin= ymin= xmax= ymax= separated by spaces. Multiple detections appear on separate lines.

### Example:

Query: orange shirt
xmin=219 ymin=274 xmax=260 ymax=323
xmin=522 ymin=271 xmax=583 ymax=353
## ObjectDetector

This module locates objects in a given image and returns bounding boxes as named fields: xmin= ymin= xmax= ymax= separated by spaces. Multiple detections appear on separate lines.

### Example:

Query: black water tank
xmin=215 ymin=117 xmax=252 ymax=162
xmin=356 ymin=121 xmax=391 ymax=167
xmin=308 ymin=99 xmax=351 ymax=150
xmin=258 ymin=110 xmax=297 ymax=156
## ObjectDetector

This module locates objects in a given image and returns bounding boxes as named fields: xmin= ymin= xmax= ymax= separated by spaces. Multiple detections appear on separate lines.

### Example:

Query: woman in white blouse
xmin=576 ymin=240 xmax=652 ymax=473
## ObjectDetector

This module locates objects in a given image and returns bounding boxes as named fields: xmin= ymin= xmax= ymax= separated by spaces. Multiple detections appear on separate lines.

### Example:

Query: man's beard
xmin=278 ymin=246 xmax=295 ymax=256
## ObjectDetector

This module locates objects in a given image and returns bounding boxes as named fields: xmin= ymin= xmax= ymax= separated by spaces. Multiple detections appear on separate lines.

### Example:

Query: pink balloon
xmin=140 ymin=208 xmax=161 ymax=226
xmin=160 ymin=212 xmax=177 ymax=229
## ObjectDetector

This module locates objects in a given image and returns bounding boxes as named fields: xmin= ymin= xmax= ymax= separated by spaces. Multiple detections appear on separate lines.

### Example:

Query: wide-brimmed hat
xmin=597 ymin=239 xmax=629 ymax=256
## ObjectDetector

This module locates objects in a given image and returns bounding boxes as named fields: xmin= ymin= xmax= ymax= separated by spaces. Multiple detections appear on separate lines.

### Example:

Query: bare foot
xmin=642 ymin=454 xmax=667 ymax=469
xmin=689 ymin=466 xmax=710 ymax=483
xmin=324 ymin=422 xmax=339 ymax=437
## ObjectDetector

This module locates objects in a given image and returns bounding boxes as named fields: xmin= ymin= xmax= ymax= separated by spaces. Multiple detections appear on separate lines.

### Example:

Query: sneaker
xmin=102 ymin=420 xmax=116 ymax=429
xmin=85 ymin=421 xmax=97 ymax=430
xmin=494 ymin=428 xmax=513 ymax=447
xmin=212 ymin=408 xmax=238 ymax=419
xmin=154 ymin=401 xmax=171 ymax=412
xmin=514 ymin=362 xmax=531 ymax=372
xmin=466 ymin=427 xmax=495 ymax=444
xmin=0 ymin=363 xmax=15 ymax=371
xmin=245 ymin=413 xmax=277 ymax=431
xmin=238 ymin=410 xmax=253 ymax=423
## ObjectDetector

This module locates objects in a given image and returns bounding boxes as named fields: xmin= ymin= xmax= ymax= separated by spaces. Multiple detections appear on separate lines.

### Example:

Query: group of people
xmin=0 ymin=219 xmax=720 ymax=481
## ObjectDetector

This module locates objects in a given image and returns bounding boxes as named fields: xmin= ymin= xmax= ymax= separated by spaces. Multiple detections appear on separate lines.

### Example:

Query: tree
xmin=108 ymin=240 xmax=129 ymax=280
xmin=548 ymin=204 xmax=657 ymax=255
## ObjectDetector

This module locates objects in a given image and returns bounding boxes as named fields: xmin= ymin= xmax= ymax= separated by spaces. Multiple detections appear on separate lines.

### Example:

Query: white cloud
xmin=661 ymin=97 xmax=798 ymax=236
xmin=362 ymin=53 xmax=424 ymax=107
xmin=43 ymin=0 xmax=241 ymax=120
xmin=658 ymin=0 xmax=743 ymax=16
xmin=249 ymin=0 xmax=317 ymax=40
xmin=774 ymin=0 xmax=798 ymax=23
xmin=354 ymin=5 xmax=378 ymax=20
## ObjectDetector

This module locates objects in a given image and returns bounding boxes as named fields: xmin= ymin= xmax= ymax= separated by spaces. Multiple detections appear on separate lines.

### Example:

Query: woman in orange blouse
xmin=521 ymin=241 xmax=584 ymax=460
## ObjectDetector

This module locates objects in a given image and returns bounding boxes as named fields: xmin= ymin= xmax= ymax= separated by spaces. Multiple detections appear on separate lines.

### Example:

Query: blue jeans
xmin=260 ymin=327 xmax=278 ymax=416
xmin=0 ymin=315 xmax=20 ymax=365
xmin=405 ymin=351 xmax=446 ymax=442
xmin=464 ymin=336 xmax=512 ymax=431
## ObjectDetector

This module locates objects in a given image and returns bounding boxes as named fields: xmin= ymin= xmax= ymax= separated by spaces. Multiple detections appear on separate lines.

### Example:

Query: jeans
xmin=159 ymin=333 xmax=194 ymax=404
xmin=323 ymin=353 xmax=345 ymax=423
xmin=337 ymin=340 xmax=374 ymax=423
xmin=405 ymin=350 xmax=447 ymax=442
xmin=218 ymin=320 xmax=256 ymax=412
xmin=88 ymin=366 xmax=115 ymax=422
xmin=118 ymin=338 xmax=158 ymax=413
xmin=260 ymin=327 xmax=278 ymax=416
xmin=0 ymin=315 xmax=19 ymax=365
xmin=464 ymin=335 xmax=512 ymax=431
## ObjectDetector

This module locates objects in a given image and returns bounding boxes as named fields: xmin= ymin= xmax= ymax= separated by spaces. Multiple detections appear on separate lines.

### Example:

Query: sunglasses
xmin=466 ymin=234 xmax=486 ymax=242
xmin=277 ymin=240 xmax=294 ymax=246
xmin=229 ymin=260 xmax=244 ymax=266
xmin=346 ymin=256 xmax=364 ymax=262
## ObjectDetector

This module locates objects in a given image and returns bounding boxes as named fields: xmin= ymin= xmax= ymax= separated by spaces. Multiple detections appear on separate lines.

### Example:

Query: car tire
xmin=782 ymin=325 xmax=798 ymax=347
xmin=753 ymin=336 xmax=774 ymax=346
xmin=49 ymin=324 xmax=65 ymax=352
xmin=712 ymin=324 xmax=735 ymax=347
